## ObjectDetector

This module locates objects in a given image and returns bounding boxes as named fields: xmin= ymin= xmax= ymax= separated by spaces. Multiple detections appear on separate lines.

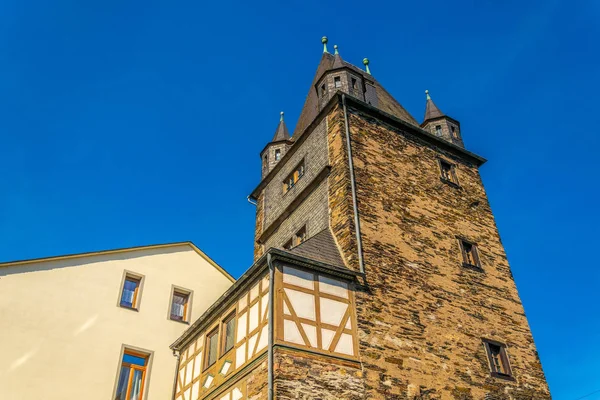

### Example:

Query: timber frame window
xmin=114 ymin=349 xmax=150 ymax=400
xmin=438 ymin=159 xmax=459 ymax=186
xmin=169 ymin=287 xmax=192 ymax=323
xmin=204 ymin=328 xmax=219 ymax=370
xmin=221 ymin=312 xmax=236 ymax=355
xmin=119 ymin=272 xmax=143 ymax=310
xmin=483 ymin=339 xmax=513 ymax=379
xmin=459 ymin=239 xmax=482 ymax=270
xmin=283 ymin=160 xmax=305 ymax=194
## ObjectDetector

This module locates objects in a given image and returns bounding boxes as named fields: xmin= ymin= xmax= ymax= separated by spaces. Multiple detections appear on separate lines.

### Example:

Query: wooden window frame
xmin=482 ymin=339 xmax=514 ymax=380
xmin=458 ymin=238 xmax=482 ymax=270
xmin=168 ymin=285 xmax=193 ymax=323
xmin=204 ymin=327 xmax=219 ymax=370
xmin=112 ymin=345 xmax=153 ymax=400
xmin=438 ymin=158 xmax=459 ymax=187
xmin=118 ymin=271 xmax=144 ymax=311
xmin=220 ymin=312 xmax=237 ymax=356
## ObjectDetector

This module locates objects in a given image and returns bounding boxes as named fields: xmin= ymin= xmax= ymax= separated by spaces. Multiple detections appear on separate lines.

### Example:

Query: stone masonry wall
xmin=339 ymin=106 xmax=550 ymax=399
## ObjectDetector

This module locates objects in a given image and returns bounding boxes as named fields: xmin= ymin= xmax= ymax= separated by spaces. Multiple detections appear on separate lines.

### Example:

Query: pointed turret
xmin=421 ymin=90 xmax=464 ymax=148
xmin=261 ymin=112 xmax=294 ymax=178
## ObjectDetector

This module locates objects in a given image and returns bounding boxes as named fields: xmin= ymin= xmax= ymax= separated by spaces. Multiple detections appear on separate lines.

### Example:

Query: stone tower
xmin=170 ymin=38 xmax=550 ymax=400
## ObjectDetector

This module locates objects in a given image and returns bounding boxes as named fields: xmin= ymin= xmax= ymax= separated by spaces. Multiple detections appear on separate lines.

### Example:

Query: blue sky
xmin=0 ymin=0 xmax=598 ymax=398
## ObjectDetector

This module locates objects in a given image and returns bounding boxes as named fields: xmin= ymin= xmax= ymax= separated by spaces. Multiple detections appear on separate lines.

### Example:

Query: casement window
xmin=283 ymin=160 xmax=306 ymax=194
xmin=439 ymin=159 xmax=459 ymax=186
xmin=222 ymin=313 xmax=236 ymax=354
xmin=115 ymin=350 xmax=149 ymax=400
xmin=460 ymin=239 xmax=481 ymax=269
xmin=483 ymin=339 xmax=513 ymax=378
xmin=275 ymin=149 xmax=281 ymax=161
xmin=435 ymin=125 xmax=442 ymax=136
xmin=334 ymin=76 xmax=342 ymax=88
xmin=169 ymin=288 xmax=191 ymax=322
xmin=205 ymin=328 xmax=219 ymax=369
xmin=120 ymin=273 xmax=142 ymax=309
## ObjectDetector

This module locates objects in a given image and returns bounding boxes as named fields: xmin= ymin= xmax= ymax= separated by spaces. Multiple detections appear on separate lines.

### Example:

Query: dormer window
xmin=275 ymin=149 xmax=281 ymax=161
xmin=435 ymin=125 xmax=442 ymax=137
xmin=283 ymin=160 xmax=305 ymax=194
xmin=334 ymin=76 xmax=341 ymax=88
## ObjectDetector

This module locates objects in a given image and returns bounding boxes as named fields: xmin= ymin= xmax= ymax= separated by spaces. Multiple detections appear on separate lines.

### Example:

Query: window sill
xmin=119 ymin=305 xmax=139 ymax=312
xmin=169 ymin=318 xmax=189 ymax=325
xmin=440 ymin=177 xmax=460 ymax=188
xmin=491 ymin=372 xmax=515 ymax=381
xmin=462 ymin=262 xmax=484 ymax=272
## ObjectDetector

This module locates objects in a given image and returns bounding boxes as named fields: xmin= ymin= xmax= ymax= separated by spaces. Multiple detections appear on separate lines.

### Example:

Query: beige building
xmin=0 ymin=242 xmax=234 ymax=400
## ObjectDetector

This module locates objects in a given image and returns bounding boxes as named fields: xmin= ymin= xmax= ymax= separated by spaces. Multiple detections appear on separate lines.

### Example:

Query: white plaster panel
xmin=301 ymin=323 xmax=317 ymax=348
xmin=238 ymin=293 xmax=248 ymax=310
xmin=235 ymin=341 xmax=246 ymax=369
xmin=261 ymin=295 xmax=269 ymax=321
xmin=283 ymin=301 xmax=290 ymax=315
xmin=284 ymin=319 xmax=305 ymax=345
xmin=262 ymin=275 xmax=269 ymax=290
xmin=256 ymin=324 xmax=268 ymax=353
xmin=335 ymin=333 xmax=354 ymax=356
xmin=232 ymin=388 xmax=243 ymax=400
xmin=192 ymin=353 xmax=202 ymax=380
xmin=319 ymin=298 xmax=348 ymax=326
xmin=220 ymin=394 xmax=231 ymax=400
xmin=284 ymin=288 xmax=316 ymax=320
xmin=185 ymin=388 xmax=191 ymax=400
xmin=318 ymin=275 xmax=349 ymax=298
xmin=248 ymin=333 xmax=258 ymax=357
xmin=191 ymin=381 xmax=199 ymax=400
xmin=237 ymin=312 xmax=247 ymax=342
xmin=321 ymin=328 xmax=336 ymax=351
xmin=249 ymin=303 xmax=259 ymax=332
xmin=185 ymin=361 xmax=193 ymax=386
xmin=250 ymin=283 xmax=259 ymax=301
xmin=345 ymin=318 xmax=352 ymax=330
xmin=283 ymin=266 xmax=314 ymax=289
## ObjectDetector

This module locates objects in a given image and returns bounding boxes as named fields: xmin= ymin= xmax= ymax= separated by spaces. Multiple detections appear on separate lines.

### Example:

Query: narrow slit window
xmin=115 ymin=350 xmax=149 ymax=400
xmin=275 ymin=149 xmax=281 ymax=161
xmin=205 ymin=328 xmax=219 ymax=369
xmin=321 ymin=84 xmax=326 ymax=97
xmin=293 ymin=226 xmax=307 ymax=247
xmin=334 ymin=76 xmax=341 ymax=88
xmin=351 ymin=77 xmax=357 ymax=89
xmin=435 ymin=125 xmax=442 ymax=136
xmin=460 ymin=240 xmax=481 ymax=269
xmin=283 ymin=160 xmax=306 ymax=194
xmin=451 ymin=126 xmax=459 ymax=138
xmin=483 ymin=339 xmax=512 ymax=378
xmin=120 ymin=274 xmax=141 ymax=309
xmin=222 ymin=314 xmax=236 ymax=354
xmin=439 ymin=160 xmax=458 ymax=185
xmin=170 ymin=290 xmax=190 ymax=322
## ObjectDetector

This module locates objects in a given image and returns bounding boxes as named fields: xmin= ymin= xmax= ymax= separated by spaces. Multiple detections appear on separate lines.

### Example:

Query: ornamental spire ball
xmin=425 ymin=89 xmax=431 ymax=100
xmin=363 ymin=58 xmax=371 ymax=74
xmin=322 ymin=36 xmax=329 ymax=53
xmin=334 ymin=44 xmax=339 ymax=55
xmin=280 ymin=111 xmax=284 ymax=122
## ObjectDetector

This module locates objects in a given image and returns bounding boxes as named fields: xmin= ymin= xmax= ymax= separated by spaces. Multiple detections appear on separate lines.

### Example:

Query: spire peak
xmin=280 ymin=111 xmax=284 ymax=122
xmin=334 ymin=45 xmax=339 ymax=55
xmin=425 ymin=89 xmax=431 ymax=100
xmin=322 ymin=36 xmax=329 ymax=53
xmin=271 ymin=111 xmax=291 ymax=142
xmin=423 ymin=90 xmax=445 ymax=122
xmin=363 ymin=58 xmax=371 ymax=74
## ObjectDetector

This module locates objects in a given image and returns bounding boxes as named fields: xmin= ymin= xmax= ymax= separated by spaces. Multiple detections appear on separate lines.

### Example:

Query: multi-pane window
xmin=205 ymin=329 xmax=219 ymax=369
xmin=334 ymin=76 xmax=342 ymax=88
xmin=283 ymin=160 xmax=305 ymax=193
xmin=275 ymin=149 xmax=281 ymax=161
xmin=120 ymin=274 xmax=141 ymax=309
xmin=435 ymin=125 xmax=442 ymax=136
xmin=439 ymin=159 xmax=458 ymax=185
xmin=483 ymin=339 xmax=512 ymax=378
xmin=115 ymin=350 xmax=149 ymax=400
xmin=460 ymin=239 xmax=481 ymax=269
xmin=170 ymin=290 xmax=190 ymax=322
xmin=222 ymin=314 xmax=236 ymax=354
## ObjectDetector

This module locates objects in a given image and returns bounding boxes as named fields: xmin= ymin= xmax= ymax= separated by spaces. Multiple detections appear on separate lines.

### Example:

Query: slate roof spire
xmin=423 ymin=89 xmax=445 ymax=122
xmin=332 ymin=45 xmax=344 ymax=69
xmin=271 ymin=111 xmax=291 ymax=142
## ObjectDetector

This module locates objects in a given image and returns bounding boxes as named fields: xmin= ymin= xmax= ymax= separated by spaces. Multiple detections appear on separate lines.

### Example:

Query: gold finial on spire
xmin=363 ymin=58 xmax=371 ymax=74
xmin=322 ymin=36 xmax=329 ymax=53
xmin=425 ymin=89 xmax=431 ymax=100
xmin=334 ymin=45 xmax=339 ymax=55
xmin=280 ymin=111 xmax=284 ymax=122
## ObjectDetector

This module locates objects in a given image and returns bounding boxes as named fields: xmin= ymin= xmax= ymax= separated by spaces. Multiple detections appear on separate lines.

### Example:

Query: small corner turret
xmin=261 ymin=112 xmax=293 ymax=178
xmin=421 ymin=90 xmax=464 ymax=148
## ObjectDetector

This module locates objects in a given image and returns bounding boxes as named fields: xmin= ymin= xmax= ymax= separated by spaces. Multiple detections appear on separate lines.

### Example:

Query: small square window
xmin=483 ymin=339 xmax=513 ymax=378
xmin=435 ymin=125 xmax=442 ymax=137
xmin=120 ymin=273 xmax=142 ymax=309
xmin=334 ymin=76 xmax=341 ymax=88
xmin=222 ymin=313 xmax=236 ymax=354
xmin=205 ymin=328 xmax=219 ymax=369
xmin=170 ymin=289 xmax=191 ymax=322
xmin=439 ymin=159 xmax=459 ymax=186
xmin=275 ymin=149 xmax=281 ymax=161
xmin=460 ymin=239 xmax=481 ymax=269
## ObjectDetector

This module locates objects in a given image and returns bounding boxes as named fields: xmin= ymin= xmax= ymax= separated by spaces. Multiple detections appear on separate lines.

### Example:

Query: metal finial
xmin=280 ymin=111 xmax=284 ymax=122
xmin=334 ymin=45 xmax=339 ymax=55
xmin=363 ymin=58 xmax=371 ymax=74
xmin=322 ymin=36 xmax=329 ymax=53
xmin=425 ymin=90 xmax=431 ymax=100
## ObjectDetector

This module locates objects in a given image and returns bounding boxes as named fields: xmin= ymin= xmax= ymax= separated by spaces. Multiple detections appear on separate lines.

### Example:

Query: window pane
xmin=207 ymin=332 xmax=218 ymax=366
xmin=129 ymin=369 xmax=144 ymax=400
xmin=115 ymin=366 xmax=130 ymax=400
xmin=123 ymin=353 xmax=146 ymax=366
xmin=225 ymin=318 xmax=236 ymax=353
xmin=121 ymin=278 xmax=139 ymax=308
xmin=171 ymin=292 xmax=188 ymax=321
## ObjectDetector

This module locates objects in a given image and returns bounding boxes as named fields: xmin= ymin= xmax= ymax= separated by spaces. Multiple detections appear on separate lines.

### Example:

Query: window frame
xmin=458 ymin=238 xmax=482 ymax=270
xmin=438 ymin=159 xmax=459 ymax=187
xmin=293 ymin=225 xmax=307 ymax=247
xmin=112 ymin=345 xmax=153 ymax=400
xmin=204 ymin=327 xmax=220 ymax=370
xmin=334 ymin=76 xmax=342 ymax=88
xmin=118 ymin=271 xmax=144 ymax=311
xmin=435 ymin=125 xmax=443 ymax=137
xmin=168 ymin=285 xmax=193 ymax=323
xmin=482 ymin=339 xmax=514 ymax=380
xmin=282 ymin=159 xmax=306 ymax=194
xmin=220 ymin=312 xmax=237 ymax=356
xmin=274 ymin=149 xmax=281 ymax=161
